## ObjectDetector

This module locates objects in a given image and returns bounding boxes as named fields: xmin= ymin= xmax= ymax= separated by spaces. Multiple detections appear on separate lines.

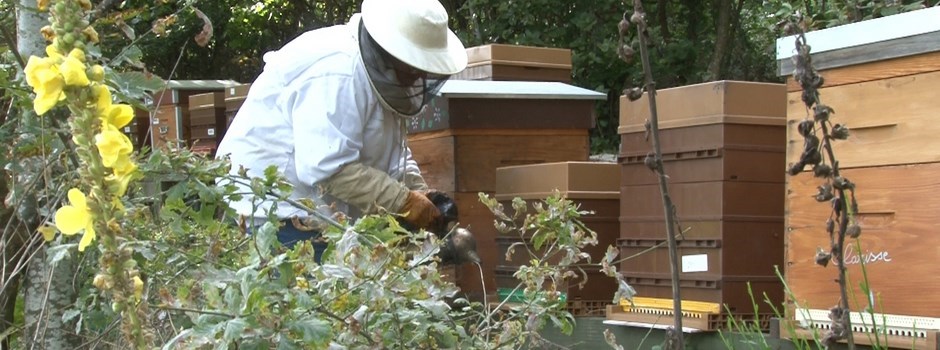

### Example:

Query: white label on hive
xmin=681 ymin=254 xmax=708 ymax=273
xmin=208 ymin=128 xmax=215 ymax=136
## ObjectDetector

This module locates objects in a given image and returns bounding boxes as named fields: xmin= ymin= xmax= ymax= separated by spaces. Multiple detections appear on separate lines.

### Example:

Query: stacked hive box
xmin=126 ymin=107 xmax=151 ymax=150
xmin=407 ymin=79 xmax=604 ymax=302
xmin=611 ymin=81 xmax=787 ymax=330
xmin=188 ymin=92 xmax=227 ymax=156
xmin=451 ymin=44 xmax=572 ymax=83
xmin=224 ymin=84 xmax=251 ymax=128
xmin=149 ymin=80 xmax=239 ymax=150
xmin=776 ymin=7 xmax=940 ymax=348
xmin=493 ymin=162 xmax=620 ymax=316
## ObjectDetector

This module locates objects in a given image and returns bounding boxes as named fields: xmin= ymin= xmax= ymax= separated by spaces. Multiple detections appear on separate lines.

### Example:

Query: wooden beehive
xmin=615 ymin=80 xmax=787 ymax=329
xmin=777 ymin=7 xmax=940 ymax=348
xmin=492 ymin=162 xmax=620 ymax=305
xmin=452 ymin=44 xmax=572 ymax=83
xmin=407 ymin=80 xmax=604 ymax=302
xmin=148 ymin=80 xmax=240 ymax=150
xmin=492 ymin=162 xmax=619 ymax=315
xmin=188 ymin=92 xmax=227 ymax=156
xmin=224 ymin=84 xmax=251 ymax=128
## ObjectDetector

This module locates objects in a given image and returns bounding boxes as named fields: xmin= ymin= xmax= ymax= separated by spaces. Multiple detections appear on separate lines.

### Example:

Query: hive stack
xmin=148 ymin=81 xmax=240 ymax=151
xmin=609 ymin=81 xmax=787 ymax=331
xmin=776 ymin=7 xmax=940 ymax=348
xmin=452 ymin=44 xmax=572 ymax=83
xmin=493 ymin=161 xmax=620 ymax=316
xmin=224 ymin=84 xmax=251 ymax=128
xmin=406 ymin=79 xmax=604 ymax=302
xmin=187 ymin=92 xmax=227 ymax=156
xmin=125 ymin=107 xmax=151 ymax=151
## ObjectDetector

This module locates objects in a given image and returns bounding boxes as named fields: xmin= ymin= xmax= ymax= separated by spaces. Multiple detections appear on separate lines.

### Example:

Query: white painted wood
xmin=438 ymin=80 xmax=606 ymax=100
xmin=775 ymin=6 xmax=940 ymax=60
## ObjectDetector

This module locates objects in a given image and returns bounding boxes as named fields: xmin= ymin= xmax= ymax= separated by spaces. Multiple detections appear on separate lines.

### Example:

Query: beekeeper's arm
xmin=288 ymin=74 xmax=439 ymax=228
xmin=402 ymin=146 xmax=429 ymax=191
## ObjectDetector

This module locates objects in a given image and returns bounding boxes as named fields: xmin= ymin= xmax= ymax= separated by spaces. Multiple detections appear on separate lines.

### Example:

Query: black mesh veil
xmin=359 ymin=21 xmax=448 ymax=117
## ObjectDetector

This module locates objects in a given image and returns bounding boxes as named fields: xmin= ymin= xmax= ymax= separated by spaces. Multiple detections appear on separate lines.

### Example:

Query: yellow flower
xmin=38 ymin=225 xmax=57 ymax=241
xmin=93 ymin=84 xmax=112 ymax=115
xmin=95 ymin=125 xmax=134 ymax=169
xmin=78 ymin=0 xmax=92 ymax=10
xmin=24 ymin=56 xmax=64 ymax=115
xmin=132 ymin=276 xmax=144 ymax=299
xmin=111 ymin=156 xmax=137 ymax=177
xmin=88 ymin=65 xmax=105 ymax=82
xmin=54 ymin=189 xmax=96 ymax=252
xmin=37 ymin=0 xmax=49 ymax=11
xmin=106 ymin=168 xmax=136 ymax=196
xmin=82 ymin=26 xmax=99 ymax=44
xmin=60 ymin=50 xmax=90 ymax=87
xmin=105 ymin=104 xmax=134 ymax=129
xmin=40 ymin=26 xmax=55 ymax=42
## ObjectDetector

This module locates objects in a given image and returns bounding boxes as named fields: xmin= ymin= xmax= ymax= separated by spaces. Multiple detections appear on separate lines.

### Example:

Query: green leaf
xmin=110 ymin=70 xmax=165 ymax=101
xmin=223 ymin=318 xmax=248 ymax=342
xmin=47 ymin=243 xmax=76 ymax=264
xmin=276 ymin=336 xmax=301 ymax=350
xmin=255 ymin=221 xmax=278 ymax=256
xmin=532 ymin=231 xmax=548 ymax=251
xmin=286 ymin=318 xmax=331 ymax=345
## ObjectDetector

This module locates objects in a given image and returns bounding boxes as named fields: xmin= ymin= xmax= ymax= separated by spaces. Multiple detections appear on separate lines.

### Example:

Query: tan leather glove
xmin=399 ymin=190 xmax=442 ymax=230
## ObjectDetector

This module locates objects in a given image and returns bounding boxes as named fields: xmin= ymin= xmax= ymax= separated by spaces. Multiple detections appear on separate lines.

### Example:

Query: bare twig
xmin=787 ymin=17 xmax=858 ymax=349
xmin=628 ymin=1 xmax=685 ymax=347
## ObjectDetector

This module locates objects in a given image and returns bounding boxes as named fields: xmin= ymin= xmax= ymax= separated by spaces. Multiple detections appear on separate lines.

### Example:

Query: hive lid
xmin=495 ymin=161 xmax=619 ymax=200
xmin=436 ymin=80 xmax=605 ymax=100
xmin=774 ymin=6 xmax=940 ymax=75
xmin=466 ymin=44 xmax=572 ymax=69
xmin=165 ymin=80 xmax=243 ymax=90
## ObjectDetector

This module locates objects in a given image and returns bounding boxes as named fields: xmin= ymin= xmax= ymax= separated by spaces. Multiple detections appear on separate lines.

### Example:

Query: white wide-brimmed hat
xmin=361 ymin=0 xmax=468 ymax=75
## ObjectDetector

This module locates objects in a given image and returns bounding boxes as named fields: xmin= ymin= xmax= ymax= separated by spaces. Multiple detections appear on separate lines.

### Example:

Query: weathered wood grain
xmin=785 ymin=51 xmax=940 ymax=92
xmin=786 ymin=70 xmax=940 ymax=169
xmin=785 ymin=164 xmax=940 ymax=317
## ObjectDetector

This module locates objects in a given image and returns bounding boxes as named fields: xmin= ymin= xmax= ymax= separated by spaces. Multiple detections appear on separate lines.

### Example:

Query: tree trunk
xmin=16 ymin=1 xmax=82 ymax=348
xmin=707 ymin=0 xmax=733 ymax=80
xmin=657 ymin=0 xmax=670 ymax=42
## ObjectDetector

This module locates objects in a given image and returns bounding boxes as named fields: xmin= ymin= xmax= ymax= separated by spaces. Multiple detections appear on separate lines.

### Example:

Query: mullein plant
xmin=24 ymin=0 xmax=149 ymax=347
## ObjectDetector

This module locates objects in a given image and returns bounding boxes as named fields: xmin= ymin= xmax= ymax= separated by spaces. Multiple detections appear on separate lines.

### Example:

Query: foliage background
xmin=72 ymin=0 xmax=933 ymax=153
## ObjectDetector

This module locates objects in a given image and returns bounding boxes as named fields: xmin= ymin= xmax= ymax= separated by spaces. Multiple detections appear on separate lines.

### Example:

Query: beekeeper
xmin=216 ymin=0 xmax=468 ymax=250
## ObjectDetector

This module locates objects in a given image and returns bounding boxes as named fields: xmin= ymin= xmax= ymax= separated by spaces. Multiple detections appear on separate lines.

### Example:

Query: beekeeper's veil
xmin=359 ymin=0 xmax=468 ymax=116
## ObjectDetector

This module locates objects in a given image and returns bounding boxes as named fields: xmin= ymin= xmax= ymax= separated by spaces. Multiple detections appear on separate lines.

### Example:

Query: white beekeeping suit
xmin=216 ymin=0 xmax=467 ymax=238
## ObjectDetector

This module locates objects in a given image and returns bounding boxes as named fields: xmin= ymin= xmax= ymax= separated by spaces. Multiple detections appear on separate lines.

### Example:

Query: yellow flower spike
xmin=82 ymin=26 xmax=99 ymax=44
xmin=54 ymin=188 xmax=97 ymax=252
xmin=106 ymin=104 xmax=134 ymax=128
xmin=95 ymin=127 xmax=134 ymax=168
xmin=60 ymin=54 xmax=90 ymax=87
xmin=37 ymin=0 xmax=49 ymax=11
xmin=40 ymin=26 xmax=56 ymax=42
